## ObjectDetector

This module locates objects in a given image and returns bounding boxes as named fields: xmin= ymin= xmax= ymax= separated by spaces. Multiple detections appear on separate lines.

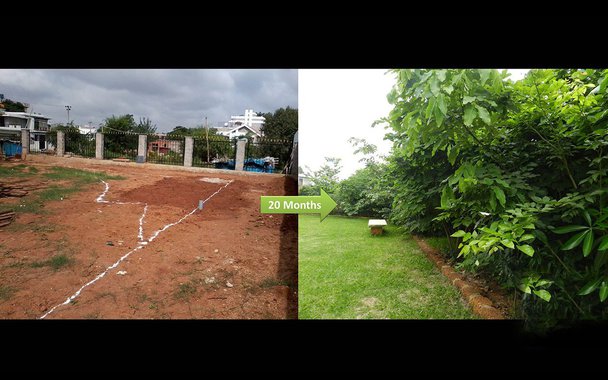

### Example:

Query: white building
xmin=217 ymin=109 xmax=265 ymax=140
xmin=298 ymin=175 xmax=312 ymax=190
xmin=78 ymin=124 xmax=97 ymax=134
xmin=0 ymin=106 xmax=52 ymax=151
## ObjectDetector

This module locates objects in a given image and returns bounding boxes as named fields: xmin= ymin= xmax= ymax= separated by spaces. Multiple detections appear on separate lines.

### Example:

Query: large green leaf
xmin=520 ymin=234 xmax=535 ymax=241
xmin=437 ymin=93 xmax=447 ymax=115
xmin=495 ymin=178 xmax=509 ymax=188
xmin=489 ymin=193 xmax=497 ymax=211
xmin=578 ymin=278 xmax=602 ymax=296
xmin=601 ymin=74 xmax=608 ymax=93
xmin=447 ymin=145 xmax=458 ymax=166
xmin=552 ymin=225 xmax=589 ymax=234
xmin=425 ymin=97 xmax=436 ymax=120
xmin=441 ymin=185 xmax=454 ymax=208
xmin=561 ymin=230 xmax=589 ymax=251
xmin=451 ymin=230 xmax=466 ymax=238
xmin=479 ymin=69 xmax=491 ymax=85
xmin=492 ymin=187 xmax=506 ymax=207
xmin=475 ymin=105 xmax=491 ymax=124
xmin=597 ymin=235 xmax=608 ymax=251
xmin=600 ymin=281 xmax=608 ymax=302
xmin=462 ymin=96 xmax=476 ymax=105
xmin=536 ymin=279 xmax=553 ymax=287
xmin=582 ymin=210 xmax=592 ymax=226
xmin=500 ymin=239 xmax=514 ymax=249
xmin=582 ymin=231 xmax=594 ymax=257
xmin=518 ymin=284 xmax=531 ymax=294
xmin=517 ymin=244 xmax=535 ymax=257
xmin=430 ymin=77 xmax=441 ymax=95
xmin=533 ymin=289 xmax=551 ymax=302
xmin=463 ymin=105 xmax=477 ymax=126
xmin=434 ymin=105 xmax=445 ymax=128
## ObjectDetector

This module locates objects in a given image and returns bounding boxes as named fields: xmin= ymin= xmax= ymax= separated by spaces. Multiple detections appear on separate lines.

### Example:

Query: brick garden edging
xmin=412 ymin=235 xmax=505 ymax=320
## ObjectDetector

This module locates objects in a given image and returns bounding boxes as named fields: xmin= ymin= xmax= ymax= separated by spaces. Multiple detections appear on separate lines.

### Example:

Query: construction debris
xmin=0 ymin=185 xmax=28 ymax=198
xmin=0 ymin=180 xmax=46 ymax=198
xmin=0 ymin=210 xmax=16 ymax=228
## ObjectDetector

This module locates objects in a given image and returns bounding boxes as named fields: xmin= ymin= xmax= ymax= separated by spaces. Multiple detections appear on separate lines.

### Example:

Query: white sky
xmin=299 ymin=69 xmax=529 ymax=179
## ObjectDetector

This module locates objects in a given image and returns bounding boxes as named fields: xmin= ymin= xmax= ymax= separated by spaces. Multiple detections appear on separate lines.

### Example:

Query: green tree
xmin=339 ymin=165 xmax=392 ymax=218
xmin=134 ymin=117 xmax=157 ymax=134
xmin=101 ymin=114 xmax=137 ymax=133
xmin=101 ymin=114 xmax=140 ymax=157
xmin=167 ymin=125 xmax=235 ymax=163
xmin=169 ymin=126 xmax=190 ymax=135
xmin=300 ymin=157 xmax=342 ymax=196
xmin=261 ymin=107 xmax=298 ymax=140
xmin=381 ymin=69 xmax=608 ymax=326
xmin=1 ymin=98 xmax=27 ymax=112
xmin=337 ymin=138 xmax=393 ymax=218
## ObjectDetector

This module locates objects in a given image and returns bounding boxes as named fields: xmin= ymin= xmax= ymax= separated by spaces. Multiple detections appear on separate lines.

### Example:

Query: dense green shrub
xmin=381 ymin=69 xmax=608 ymax=326
xmin=339 ymin=163 xmax=392 ymax=219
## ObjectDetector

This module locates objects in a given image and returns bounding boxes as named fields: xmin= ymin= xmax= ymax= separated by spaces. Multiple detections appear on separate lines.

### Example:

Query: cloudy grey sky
xmin=0 ymin=69 xmax=298 ymax=132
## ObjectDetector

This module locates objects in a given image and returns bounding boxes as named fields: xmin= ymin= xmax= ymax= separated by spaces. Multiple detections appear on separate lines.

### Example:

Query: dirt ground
xmin=0 ymin=157 xmax=297 ymax=319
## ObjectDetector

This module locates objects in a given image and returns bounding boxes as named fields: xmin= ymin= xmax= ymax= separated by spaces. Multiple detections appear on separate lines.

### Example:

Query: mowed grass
xmin=299 ymin=215 xmax=474 ymax=319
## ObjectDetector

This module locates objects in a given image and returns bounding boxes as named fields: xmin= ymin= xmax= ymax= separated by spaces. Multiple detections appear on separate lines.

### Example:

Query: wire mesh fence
xmin=192 ymin=136 xmax=237 ymax=169
xmin=64 ymin=128 xmax=95 ymax=158
xmin=103 ymin=130 xmax=138 ymax=161
xmin=13 ymin=128 xmax=296 ymax=175
xmin=146 ymin=135 xmax=185 ymax=166
xmin=244 ymin=138 xmax=294 ymax=173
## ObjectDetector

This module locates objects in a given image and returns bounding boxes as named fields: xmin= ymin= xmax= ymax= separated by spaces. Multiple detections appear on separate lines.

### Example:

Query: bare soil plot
xmin=0 ymin=158 xmax=297 ymax=319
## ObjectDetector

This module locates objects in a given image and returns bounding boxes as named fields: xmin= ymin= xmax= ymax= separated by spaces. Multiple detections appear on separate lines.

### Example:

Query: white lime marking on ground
xmin=95 ymin=181 xmax=110 ymax=203
xmin=39 ymin=179 xmax=233 ymax=319
xmin=138 ymin=205 xmax=148 ymax=241
xmin=199 ymin=177 xmax=231 ymax=184
xmin=40 ymin=245 xmax=144 ymax=319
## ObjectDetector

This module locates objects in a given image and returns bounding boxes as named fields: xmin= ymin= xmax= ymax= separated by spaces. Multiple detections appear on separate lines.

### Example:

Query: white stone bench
xmin=368 ymin=219 xmax=387 ymax=235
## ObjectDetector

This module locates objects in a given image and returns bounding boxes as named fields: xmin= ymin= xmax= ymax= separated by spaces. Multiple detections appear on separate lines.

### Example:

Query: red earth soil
xmin=0 ymin=157 xmax=297 ymax=319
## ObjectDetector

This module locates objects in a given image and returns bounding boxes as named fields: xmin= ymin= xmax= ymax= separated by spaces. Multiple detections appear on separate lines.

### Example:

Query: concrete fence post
xmin=137 ymin=134 xmax=147 ymax=163
xmin=95 ymin=133 xmax=104 ymax=160
xmin=235 ymin=138 xmax=247 ymax=171
xmin=289 ymin=131 xmax=298 ymax=178
xmin=56 ymin=131 xmax=65 ymax=156
xmin=21 ymin=129 xmax=30 ymax=159
xmin=184 ymin=136 xmax=193 ymax=167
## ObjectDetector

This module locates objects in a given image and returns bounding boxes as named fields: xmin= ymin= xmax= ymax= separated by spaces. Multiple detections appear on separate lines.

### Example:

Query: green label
xmin=260 ymin=189 xmax=337 ymax=221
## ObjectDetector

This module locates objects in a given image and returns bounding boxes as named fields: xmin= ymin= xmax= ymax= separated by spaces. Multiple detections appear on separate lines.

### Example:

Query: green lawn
xmin=299 ymin=215 xmax=474 ymax=319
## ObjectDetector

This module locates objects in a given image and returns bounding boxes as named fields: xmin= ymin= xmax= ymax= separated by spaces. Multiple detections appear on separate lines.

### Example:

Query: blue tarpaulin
xmin=214 ymin=158 xmax=276 ymax=173
xmin=1 ymin=142 xmax=22 ymax=157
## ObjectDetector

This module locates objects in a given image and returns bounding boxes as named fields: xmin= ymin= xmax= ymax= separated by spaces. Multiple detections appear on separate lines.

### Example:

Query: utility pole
xmin=205 ymin=116 xmax=210 ymax=163
xmin=65 ymin=105 xmax=71 ymax=125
